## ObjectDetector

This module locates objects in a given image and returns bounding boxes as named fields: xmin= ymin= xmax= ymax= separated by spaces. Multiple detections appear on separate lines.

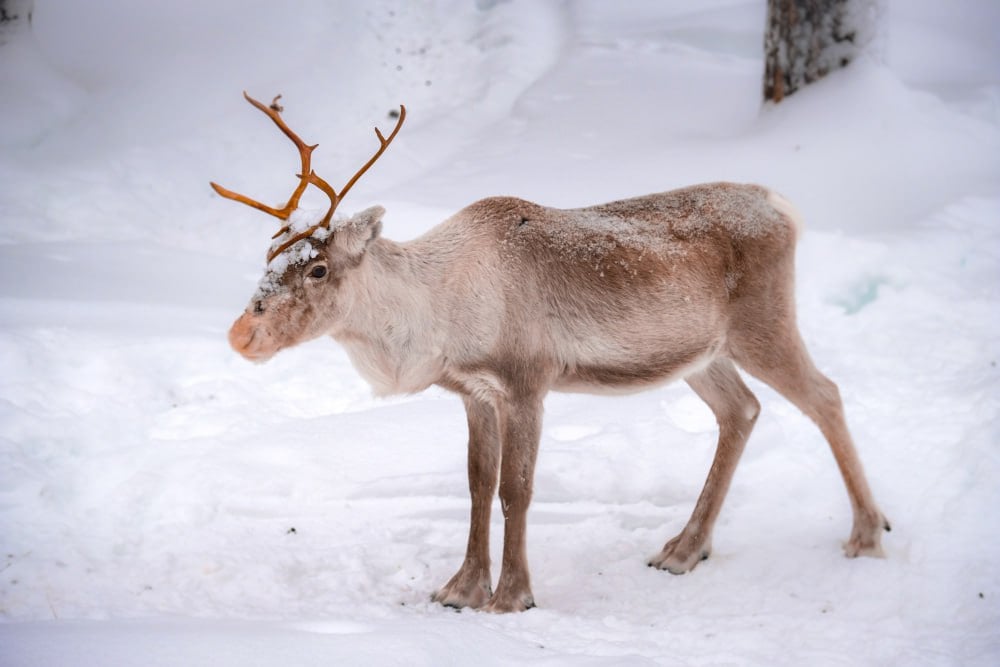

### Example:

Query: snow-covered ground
xmin=1 ymin=1 xmax=998 ymax=664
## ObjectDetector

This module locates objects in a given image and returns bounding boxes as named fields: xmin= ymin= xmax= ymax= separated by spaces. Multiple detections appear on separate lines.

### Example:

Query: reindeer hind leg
xmin=728 ymin=313 xmax=889 ymax=558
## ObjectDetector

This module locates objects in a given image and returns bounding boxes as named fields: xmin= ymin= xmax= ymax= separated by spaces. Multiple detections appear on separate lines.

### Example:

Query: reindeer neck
xmin=333 ymin=237 xmax=449 ymax=395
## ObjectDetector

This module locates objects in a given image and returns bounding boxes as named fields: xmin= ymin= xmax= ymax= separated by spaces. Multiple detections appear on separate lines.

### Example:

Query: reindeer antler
xmin=211 ymin=92 xmax=406 ymax=262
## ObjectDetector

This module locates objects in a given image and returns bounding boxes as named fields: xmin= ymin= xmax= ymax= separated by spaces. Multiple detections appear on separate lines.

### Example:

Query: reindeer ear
xmin=333 ymin=205 xmax=384 ymax=256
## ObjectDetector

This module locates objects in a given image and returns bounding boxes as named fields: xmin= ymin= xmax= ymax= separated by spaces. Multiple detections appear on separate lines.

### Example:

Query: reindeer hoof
xmin=481 ymin=591 xmax=535 ymax=614
xmin=432 ymin=587 xmax=489 ymax=610
xmin=843 ymin=512 xmax=890 ymax=558
xmin=649 ymin=534 xmax=711 ymax=574
xmin=432 ymin=568 xmax=492 ymax=610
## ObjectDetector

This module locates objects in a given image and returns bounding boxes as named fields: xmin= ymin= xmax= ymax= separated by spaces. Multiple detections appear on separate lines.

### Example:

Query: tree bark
xmin=764 ymin=0 xmax=875 ymax=103
xmin=0 ymin=0 xmax=33 ymax=46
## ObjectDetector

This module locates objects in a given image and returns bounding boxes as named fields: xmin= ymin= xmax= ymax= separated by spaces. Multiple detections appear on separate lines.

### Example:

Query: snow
xmin=1 ymin=0 xmax=998 ymax=665
xmin=251 ymin=207 xmax=329 ymax=299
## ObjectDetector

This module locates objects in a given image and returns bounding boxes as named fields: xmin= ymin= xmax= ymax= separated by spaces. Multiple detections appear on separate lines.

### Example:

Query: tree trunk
xmin=764 ymin=0 xmax=877 ymax=103
xmin=0 ymin=0 xmax=33 ymax=46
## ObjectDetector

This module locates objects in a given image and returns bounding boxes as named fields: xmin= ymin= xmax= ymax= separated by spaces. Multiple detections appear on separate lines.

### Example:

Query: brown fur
xmin=229 ymin=182 xmax=889 ymax=612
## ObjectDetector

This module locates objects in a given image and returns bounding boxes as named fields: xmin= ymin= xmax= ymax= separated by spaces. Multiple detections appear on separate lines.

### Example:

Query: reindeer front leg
xmin=433 ymin=395 xmax=500 ymax=609
xmin=482 ymin=392 xmax=543 ymax=613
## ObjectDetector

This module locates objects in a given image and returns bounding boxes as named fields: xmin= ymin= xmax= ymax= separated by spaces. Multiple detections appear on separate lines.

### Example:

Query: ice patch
xmin=834 ymin=275 xmax=891 ymax=315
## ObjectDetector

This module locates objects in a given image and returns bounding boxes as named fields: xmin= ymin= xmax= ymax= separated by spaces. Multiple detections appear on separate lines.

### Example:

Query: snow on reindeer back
xmin=254 ymin=208 xmax=337 ymax=299
xmin=525 ymin=184 xmax=784 ymax=265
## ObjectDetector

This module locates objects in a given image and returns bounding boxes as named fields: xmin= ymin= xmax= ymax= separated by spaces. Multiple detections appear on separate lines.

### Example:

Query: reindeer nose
xmin=252 ymin=300 xmax=265 ymax=315
xmin=229 ymin=312 xmax=268 ymax=362
xmin=229 ymin=316 xmax=253 ymax=352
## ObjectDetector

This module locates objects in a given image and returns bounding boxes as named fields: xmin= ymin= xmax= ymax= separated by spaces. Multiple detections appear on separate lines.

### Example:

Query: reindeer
xmin=212 ymin=93 xmax=890 ymax=613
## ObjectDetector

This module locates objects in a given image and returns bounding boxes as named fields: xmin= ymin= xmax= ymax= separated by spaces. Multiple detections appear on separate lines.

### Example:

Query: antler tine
xmin=264 ymin=172 xmax=342 ymax=262
xmin=213 ymin=95 xmax=407 ymax=264
xmin=337 ymin=105 xmax=406 ymax=206
xmin=209 ymin=91 xmax=317 ymax=221
xmin=266 ymin=105 xmax=406 ymax=261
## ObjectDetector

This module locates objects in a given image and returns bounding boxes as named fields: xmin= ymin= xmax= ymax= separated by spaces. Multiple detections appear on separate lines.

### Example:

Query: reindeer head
xmin=212 ymin=93 xmax=405 ymax=362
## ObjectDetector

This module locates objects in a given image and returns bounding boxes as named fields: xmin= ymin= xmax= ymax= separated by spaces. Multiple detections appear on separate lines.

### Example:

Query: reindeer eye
xmin=309 ymin=265 xmax=328 ymax=279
